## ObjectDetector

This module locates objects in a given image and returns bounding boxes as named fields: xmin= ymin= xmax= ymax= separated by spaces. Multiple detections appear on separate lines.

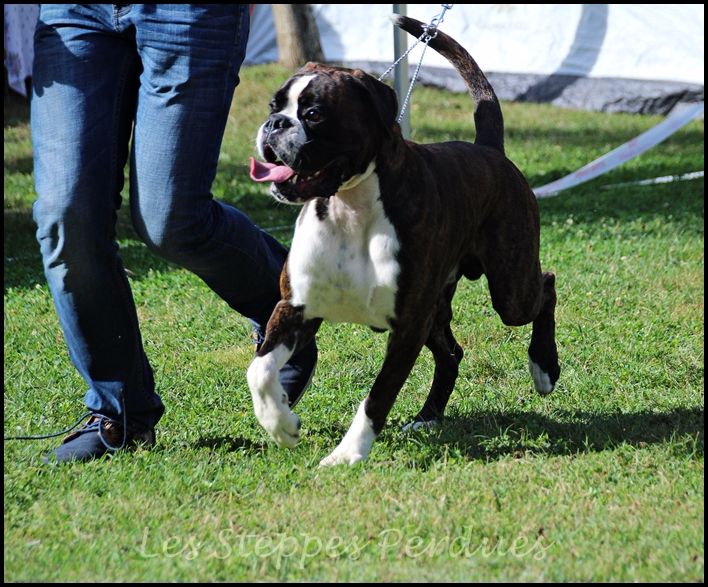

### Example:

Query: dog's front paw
xmin=248 ymin=354 xmax=301 ymax=448
xmin=252 ymin=391 xmax=301 ymax=448
xmin=259 ymin=401 xmax=301 ymax=448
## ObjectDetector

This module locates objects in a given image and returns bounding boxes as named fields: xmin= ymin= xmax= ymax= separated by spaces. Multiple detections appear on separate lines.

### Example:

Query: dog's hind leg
xmin=527 ymin=272 xmax=560 ymax=395
xmin=404 ymin=282 xmax=464 ymax=431
xmin=485 ymin=256 xmax=560 ymax=395
xmin=247 ymin=300 xmax=322 ymax=448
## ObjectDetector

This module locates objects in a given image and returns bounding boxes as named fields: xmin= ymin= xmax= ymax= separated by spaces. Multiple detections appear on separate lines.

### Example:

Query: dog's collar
xmin=338 ymin=161 xmax=376 ymax=192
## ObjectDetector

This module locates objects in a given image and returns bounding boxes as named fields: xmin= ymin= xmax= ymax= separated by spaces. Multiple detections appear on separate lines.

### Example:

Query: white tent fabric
xmin=245 ymin=4 xmax=704 ymax=114
xmin=3 ymin=4 xmax=40 ymax=97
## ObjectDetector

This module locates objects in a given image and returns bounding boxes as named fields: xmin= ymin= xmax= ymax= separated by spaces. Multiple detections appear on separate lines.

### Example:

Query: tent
xmin=244 ymin=4 xmax=704 ymax=114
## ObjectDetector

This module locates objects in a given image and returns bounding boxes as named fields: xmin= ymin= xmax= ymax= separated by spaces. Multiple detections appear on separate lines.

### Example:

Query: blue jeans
xmin=31 ymin=4 xmax=287 ymax=428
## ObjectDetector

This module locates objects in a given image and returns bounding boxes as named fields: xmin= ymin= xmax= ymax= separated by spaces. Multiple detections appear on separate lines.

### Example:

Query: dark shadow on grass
xmin=193 ymin=435 xmax=268 ymax=454
xmin=187 ymin=407 xmax=703 ymax=464
xmin=3 ymin=91 xmax=30 ymax=128
xmin=383 ymin=406 xmax=704 ymax=469
xmin=3 ymin=155 xmax=33 ymax=174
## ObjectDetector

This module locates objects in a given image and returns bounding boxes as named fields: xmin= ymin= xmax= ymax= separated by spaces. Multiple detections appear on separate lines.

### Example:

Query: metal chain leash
xmin=378 ymin=4 xmax=454 ymax=122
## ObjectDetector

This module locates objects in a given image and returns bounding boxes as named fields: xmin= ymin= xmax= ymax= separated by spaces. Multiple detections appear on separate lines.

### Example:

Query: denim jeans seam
xmin=107 ymin=48 xmax=146 ymax=415
xmin=222 ymin=5 xmax=249 ymax=109
xmin=212 ymin=8 xmax=262 ymax=272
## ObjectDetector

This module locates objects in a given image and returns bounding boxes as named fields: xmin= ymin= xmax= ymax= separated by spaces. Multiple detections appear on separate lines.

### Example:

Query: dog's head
xmin=250 ymin=63 xmax=399 ymax=204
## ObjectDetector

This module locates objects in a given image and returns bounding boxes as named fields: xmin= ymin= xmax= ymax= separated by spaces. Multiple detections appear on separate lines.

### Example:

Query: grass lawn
xmin=4 ymin=64 xmax=704 ymax=582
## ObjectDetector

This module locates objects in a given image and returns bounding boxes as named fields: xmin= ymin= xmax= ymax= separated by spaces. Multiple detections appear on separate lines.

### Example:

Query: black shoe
xmin=254 ymin=334 xmax=318 ymax=408
xmin=43 ymin=414 xmax=155 ymax=464
xmin=280 ymin=338 xmax=318 ymax=408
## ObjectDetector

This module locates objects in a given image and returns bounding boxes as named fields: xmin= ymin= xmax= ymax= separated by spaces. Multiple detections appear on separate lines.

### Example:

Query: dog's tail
xmin=391 ymin=14 xmax=504 ymax=154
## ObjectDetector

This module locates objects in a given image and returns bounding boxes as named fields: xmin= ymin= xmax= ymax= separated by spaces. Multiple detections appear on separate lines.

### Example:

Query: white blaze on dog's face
xmin=255 ymin=74 xmax=314 ymax=165
xmin=251 ymin=64 xmax=399 ymax=204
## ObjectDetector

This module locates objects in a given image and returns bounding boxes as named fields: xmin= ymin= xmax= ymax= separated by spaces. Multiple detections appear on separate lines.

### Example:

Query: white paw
xmin=401 ymin=419 xmax=439 ymax=433
xmin=318 ymin=400 xmax=376 ymax=467
xmin=257 ymin=397 xmax=301 ymax=448
xmin=247 ymin=347 xmax=301 ymax=448
xmin=319 ymin=447 xmax=365 ymax=467
xmin=528 ymin=356 xmax=555 ymax=395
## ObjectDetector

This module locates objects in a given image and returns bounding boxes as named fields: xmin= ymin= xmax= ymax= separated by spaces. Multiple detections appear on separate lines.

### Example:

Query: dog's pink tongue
xmin=249 ymin=157 xmax=295 ymax=183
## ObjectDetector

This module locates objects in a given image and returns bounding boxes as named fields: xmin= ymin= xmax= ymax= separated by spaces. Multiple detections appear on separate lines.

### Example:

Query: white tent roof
xmin=245 ymin=4 xmax=704 ymax=113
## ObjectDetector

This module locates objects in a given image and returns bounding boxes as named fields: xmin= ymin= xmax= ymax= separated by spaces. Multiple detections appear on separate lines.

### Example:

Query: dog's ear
xmin=350 ymin=70 xmax=399 ymax=137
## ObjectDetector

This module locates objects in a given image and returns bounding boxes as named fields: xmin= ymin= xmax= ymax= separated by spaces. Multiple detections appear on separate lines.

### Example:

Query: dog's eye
xmin=268 ymin=100 xmax=278 ymax=114
xmin=303 ymin=108 xmax=322 ymax=123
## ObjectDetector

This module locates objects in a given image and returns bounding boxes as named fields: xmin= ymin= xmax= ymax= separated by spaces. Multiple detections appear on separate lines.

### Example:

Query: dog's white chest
xmin=287 ymin=172 xmax=399 ymax=330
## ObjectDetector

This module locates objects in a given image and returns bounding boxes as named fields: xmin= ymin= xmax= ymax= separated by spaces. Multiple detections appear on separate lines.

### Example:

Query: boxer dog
xmin=247 ymin=15 xmax=560 ymax=465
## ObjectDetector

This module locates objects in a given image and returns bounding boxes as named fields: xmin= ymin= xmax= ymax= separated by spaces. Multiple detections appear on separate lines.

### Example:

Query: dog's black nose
xmin=266 ymin=113 xmax=293 ymax=133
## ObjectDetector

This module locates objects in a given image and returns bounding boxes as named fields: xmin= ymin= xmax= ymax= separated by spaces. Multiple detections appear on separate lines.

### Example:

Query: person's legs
xmin=32 ymin=5 xmax=164 ymax=439
xmin=32 ymin=5 xmax=316 ymax=463
xmin=127 ymin=4 xmax=287 ymax=329
xmin=126 ymin=5 xmax=316 ymax=403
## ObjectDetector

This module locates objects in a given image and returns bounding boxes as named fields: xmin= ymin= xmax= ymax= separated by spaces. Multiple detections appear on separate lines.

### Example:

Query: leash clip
xmin=379 ymin=4 xmax=454 ymax=123
xmin=379 ymin=4 xmax=454 ymax=83
xmin=423 ymin=3 xmax=452 ymax=42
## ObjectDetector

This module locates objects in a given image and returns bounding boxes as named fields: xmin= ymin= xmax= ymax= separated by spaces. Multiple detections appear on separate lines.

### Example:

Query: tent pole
xmin=393 ymin=4 xmax=410 ymax=139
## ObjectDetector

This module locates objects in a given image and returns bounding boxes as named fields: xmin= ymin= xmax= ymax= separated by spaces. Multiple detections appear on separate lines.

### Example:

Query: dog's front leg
xmin=247 ymin=300 xmax=321 ymax=448
xmin=320 ymin=325 xmax=430 ymax=466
